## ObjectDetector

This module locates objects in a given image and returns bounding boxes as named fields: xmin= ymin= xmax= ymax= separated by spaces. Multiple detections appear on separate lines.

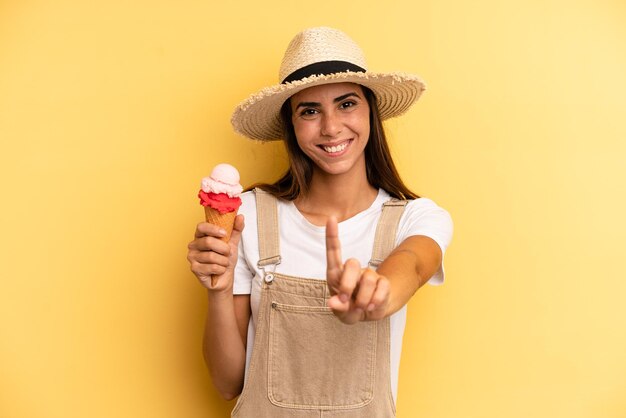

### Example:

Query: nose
xmin=320 ymin=110 xmax=342 ymax=137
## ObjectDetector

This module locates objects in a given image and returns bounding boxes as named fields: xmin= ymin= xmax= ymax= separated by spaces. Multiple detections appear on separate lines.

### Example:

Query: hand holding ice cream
xmin=194 ymin=163 xmax=243 ymax=288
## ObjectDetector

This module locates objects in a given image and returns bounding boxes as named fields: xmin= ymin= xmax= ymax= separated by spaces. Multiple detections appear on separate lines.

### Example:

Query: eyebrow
xmin=294 ymin=92 xmax=361 ymax=110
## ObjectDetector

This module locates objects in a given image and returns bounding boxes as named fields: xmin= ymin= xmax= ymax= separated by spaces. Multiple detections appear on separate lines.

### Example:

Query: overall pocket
xmin=268 ymin=302 xmax=377 ymax=410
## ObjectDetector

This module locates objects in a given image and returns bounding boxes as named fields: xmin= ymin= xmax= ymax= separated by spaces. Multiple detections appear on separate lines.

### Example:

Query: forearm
xmin=203 ymin=291 xmax=247 ymax=400
xmin=376 ymin=235 xmax=442 ymax=318
xmin=376 ymin=248 xmax=423 ymax=317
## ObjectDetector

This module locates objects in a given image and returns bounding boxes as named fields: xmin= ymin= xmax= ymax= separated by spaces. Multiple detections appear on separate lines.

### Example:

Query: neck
xmin=294 ymin=165 xmax=378 ymax=225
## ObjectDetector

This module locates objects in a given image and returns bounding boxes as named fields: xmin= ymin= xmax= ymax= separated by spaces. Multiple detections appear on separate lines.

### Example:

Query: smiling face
xmin=289 ymin=82 xmax=370 ymax=179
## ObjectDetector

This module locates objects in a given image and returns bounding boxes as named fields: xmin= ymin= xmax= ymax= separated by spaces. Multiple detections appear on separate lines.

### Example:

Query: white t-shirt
xmin=233 ymin=189 xmax=453 ymax=405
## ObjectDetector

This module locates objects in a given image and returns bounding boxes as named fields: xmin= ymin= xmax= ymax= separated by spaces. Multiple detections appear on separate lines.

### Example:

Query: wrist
xmin=207 ymin=287 xmax=233 ymax=303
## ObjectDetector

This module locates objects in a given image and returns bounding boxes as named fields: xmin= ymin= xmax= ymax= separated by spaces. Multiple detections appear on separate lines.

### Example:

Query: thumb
xmin=229 ymin=214 xmax=245 ymax=247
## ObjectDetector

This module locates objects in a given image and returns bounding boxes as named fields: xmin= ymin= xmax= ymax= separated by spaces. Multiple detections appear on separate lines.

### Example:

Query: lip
xmin=317 ymin=139 xmax=353 ymax=157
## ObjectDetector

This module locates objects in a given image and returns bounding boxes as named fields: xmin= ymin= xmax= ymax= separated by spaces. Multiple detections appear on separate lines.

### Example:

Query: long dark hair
xmin=248 ymin=86 xmax=418 ymax=200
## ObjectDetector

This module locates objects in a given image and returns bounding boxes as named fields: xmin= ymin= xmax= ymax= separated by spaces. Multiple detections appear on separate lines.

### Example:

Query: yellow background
xmin=1 ymin=0 xmax=625 ymax=417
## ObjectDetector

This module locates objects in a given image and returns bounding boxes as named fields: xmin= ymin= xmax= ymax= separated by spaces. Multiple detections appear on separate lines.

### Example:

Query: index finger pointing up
xmin=326 ymin=216 xmax=343 ymax=283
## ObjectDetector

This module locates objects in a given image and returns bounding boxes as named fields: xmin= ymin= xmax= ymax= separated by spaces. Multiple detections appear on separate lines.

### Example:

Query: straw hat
xmin=230 ymin=27 xmax=426 ymax=141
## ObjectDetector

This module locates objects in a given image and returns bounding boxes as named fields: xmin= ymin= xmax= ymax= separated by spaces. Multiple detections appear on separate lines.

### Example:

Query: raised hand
xmin=325 ymin=217 xmax=390 ymax=324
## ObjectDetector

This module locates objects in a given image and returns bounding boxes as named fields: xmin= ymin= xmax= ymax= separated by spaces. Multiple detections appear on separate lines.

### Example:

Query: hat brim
xmin=230 ymin=71 xmax=426 ymax=141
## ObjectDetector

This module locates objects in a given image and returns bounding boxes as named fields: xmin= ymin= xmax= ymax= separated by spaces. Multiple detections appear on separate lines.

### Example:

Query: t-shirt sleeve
xmin=233 ymin=239 xmax=254 ymax=294
xmin=232 ymin=192 xmax=256 ymax=295
xmin=396 ymin=198 xmax=453 ymax=285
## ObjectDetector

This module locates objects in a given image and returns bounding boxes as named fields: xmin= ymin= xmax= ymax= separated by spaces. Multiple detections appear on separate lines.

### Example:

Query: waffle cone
xmin=204 ymin=206 xmax=237 ymax=242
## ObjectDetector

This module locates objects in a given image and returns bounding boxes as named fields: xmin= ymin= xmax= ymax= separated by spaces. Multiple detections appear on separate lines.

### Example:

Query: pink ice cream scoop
xmin=201 ymin=163 xmax=244 ymax=198
xmin=199 ymin=163 xmax=243 ymax=214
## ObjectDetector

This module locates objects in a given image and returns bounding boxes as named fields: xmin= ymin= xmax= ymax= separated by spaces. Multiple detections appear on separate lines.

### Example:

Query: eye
xmin=299 ymin=108 xmax=319 ymax=119
xmin=339 ymin=100 xmax=357 ymax=110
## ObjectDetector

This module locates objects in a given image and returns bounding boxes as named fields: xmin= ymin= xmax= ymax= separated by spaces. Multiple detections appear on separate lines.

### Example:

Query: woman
xmin=187 ymin=27 xmax=453 ymax=417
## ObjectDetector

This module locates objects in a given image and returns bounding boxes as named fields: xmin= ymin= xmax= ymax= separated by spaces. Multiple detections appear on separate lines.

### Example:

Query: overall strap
xmin=253 ymin=188 xmax=281 ymax=269
xmin=368 ymin=200 xmax=408 ymax=269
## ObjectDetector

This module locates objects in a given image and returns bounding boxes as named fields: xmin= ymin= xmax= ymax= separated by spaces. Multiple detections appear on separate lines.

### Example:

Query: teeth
xmin=323 ymin=142 xmax=348 ymax=153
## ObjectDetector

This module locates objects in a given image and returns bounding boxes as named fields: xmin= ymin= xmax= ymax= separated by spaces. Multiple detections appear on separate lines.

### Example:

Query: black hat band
xmin=281 ymin=61 xmax=366 ymax=84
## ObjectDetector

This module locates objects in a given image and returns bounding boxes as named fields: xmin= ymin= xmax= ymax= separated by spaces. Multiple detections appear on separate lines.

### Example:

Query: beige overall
xmin=232 ymin=189 xmax=407 ymax=418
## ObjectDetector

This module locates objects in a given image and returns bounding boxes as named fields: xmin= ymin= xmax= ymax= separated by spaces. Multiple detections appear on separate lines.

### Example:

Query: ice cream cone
xmin=198 ymin=163 xmax=243 ymax=288
xmin=204 ymin=206 xmax=237 ymax=288
xmin=204 ymin=206 xmax=237 ymax=243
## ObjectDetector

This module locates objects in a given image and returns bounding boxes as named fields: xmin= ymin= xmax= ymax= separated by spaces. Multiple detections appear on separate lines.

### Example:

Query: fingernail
xmin=340 ymin=293 xmax=349 ymax=303
xmin=218 ymin=228 xmax=226 ymax=236
xmin=367 ymin=303 xmax=375 ymax=311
